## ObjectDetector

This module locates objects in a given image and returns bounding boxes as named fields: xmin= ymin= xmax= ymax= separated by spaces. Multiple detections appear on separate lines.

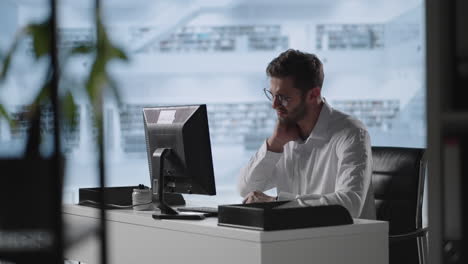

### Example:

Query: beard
xmin=278 ymin=97 xmax=308 ymax=125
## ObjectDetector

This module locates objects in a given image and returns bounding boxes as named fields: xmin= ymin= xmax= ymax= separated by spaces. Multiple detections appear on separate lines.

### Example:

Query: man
xmin=237 ymin=49 xmax=375 ymax=219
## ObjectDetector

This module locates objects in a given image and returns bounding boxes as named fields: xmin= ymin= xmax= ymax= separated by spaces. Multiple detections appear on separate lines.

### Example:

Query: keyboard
xmin=177 ymin=206 xmax=218 ymax=216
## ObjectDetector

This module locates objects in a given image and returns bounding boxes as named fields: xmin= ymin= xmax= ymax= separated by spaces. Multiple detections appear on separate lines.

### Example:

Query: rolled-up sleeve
xmin=237 ymin=141 xmax=283 ymax=198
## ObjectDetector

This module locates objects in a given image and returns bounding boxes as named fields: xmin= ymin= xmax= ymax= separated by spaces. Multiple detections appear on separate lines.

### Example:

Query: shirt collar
xmin=304 ymin=98 xmax=332 ymax=143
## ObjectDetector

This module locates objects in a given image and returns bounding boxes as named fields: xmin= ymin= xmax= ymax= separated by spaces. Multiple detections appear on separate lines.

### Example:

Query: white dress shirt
xmin=237 ymin=99 xmax=376 ymax=219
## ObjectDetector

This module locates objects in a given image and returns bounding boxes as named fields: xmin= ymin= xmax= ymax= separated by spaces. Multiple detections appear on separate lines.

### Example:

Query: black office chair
xmin=371 ymin=146 xmax=428 ymax=264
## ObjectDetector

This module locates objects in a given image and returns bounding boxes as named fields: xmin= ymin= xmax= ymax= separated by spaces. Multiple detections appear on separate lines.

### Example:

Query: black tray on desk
xmin=78 ymin=186 xmax=137 ymax=208
xmin=218 ymin=201 xmax=353 ymax=231
xmin=78 ymin=186 xmax=185 ymax=209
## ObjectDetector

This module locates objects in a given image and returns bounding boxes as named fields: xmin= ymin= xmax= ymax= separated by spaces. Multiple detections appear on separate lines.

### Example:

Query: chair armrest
xmin=389 ymin=227 xmax=428 ymax=243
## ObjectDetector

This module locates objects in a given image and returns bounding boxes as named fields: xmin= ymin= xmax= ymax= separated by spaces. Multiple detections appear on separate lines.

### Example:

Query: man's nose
xmin=272 ymin=96 xmax=282 ymax=109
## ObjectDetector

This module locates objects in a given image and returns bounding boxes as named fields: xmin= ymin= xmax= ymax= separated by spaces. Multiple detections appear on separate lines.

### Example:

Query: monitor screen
xmin=143 ymin=104 xmax=216 ymax=219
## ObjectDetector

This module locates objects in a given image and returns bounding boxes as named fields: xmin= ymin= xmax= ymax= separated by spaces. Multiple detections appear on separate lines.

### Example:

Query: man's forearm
xmin=237 ymin=141 xmax=282 ymax=197
xmin=276 ymin=191 xmax=363 ymax=218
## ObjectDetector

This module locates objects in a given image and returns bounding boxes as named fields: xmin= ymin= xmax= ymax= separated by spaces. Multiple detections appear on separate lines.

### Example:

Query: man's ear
xmin=306 ymin=87 xmax=321 ymax=102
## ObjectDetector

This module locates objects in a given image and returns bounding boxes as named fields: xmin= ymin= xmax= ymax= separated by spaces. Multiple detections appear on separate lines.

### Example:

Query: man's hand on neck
xmin=267 ymin=120 xmax=300 ymax=153
xmin=267 ymin=98 xmax=324 ymax=152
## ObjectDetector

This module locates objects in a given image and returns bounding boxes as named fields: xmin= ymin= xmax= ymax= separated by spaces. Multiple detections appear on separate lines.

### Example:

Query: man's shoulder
xmin=328 ymin=107 xmax=368 ymax=134
xmin=327 ymin=109 xmax=370 ymax=150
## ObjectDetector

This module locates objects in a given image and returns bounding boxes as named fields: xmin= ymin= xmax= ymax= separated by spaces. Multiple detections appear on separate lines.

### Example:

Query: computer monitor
xmin=143 ymin=104 xmax=216 ymax=220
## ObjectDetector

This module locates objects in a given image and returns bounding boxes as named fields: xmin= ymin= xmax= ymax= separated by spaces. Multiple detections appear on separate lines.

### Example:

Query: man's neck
xmin=297 ymin=100 xmax=324 ymax=140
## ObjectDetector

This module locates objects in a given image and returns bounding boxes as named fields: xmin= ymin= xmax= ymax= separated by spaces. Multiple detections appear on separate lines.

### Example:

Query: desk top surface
xmin=63 ymin=204 xmax=388 ymax=242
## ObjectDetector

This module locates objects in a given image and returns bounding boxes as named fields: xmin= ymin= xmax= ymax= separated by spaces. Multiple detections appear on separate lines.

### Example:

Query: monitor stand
xmin=151 ymin=148 xmax=205 ymax=220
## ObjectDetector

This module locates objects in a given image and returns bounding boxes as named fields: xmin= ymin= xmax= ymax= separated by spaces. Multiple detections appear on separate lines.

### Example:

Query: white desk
xmin=63 ymin=204 xmax=388 ymax=264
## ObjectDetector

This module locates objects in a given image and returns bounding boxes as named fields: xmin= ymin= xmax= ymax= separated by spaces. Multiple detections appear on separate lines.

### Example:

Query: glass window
xmin=0 ymin=0 xmax=426 ymax=204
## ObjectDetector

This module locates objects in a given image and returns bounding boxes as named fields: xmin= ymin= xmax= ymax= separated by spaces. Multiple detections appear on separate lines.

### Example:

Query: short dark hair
xmin=266 ymin=49 xmax=324 ymax=93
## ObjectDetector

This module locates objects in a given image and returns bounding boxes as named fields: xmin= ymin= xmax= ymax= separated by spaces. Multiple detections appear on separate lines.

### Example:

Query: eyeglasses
xmin=263 ymin=88 xmax=293 ymax=107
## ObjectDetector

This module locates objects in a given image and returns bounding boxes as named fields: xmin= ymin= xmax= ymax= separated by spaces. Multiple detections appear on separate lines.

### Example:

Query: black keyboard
xmin=177 ymin=206 xmax=218 ymax=216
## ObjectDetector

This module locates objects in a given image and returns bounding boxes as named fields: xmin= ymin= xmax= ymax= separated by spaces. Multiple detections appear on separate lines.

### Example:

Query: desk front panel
xmin=64 ymin=206 xmax=388 ymax=264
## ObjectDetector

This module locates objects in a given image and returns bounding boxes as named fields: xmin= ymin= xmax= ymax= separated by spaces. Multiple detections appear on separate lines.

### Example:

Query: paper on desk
xmin=178 ymin=211 xmax=206 ymax=216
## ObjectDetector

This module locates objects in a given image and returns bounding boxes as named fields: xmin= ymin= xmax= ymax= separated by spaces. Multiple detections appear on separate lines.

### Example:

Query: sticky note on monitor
xmin=158 ymin=110 xmax=176 ymax=124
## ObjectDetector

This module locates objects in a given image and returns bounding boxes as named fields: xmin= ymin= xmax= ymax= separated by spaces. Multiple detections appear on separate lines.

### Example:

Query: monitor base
xmin=152 ymin=192 xmax=185 ymax=206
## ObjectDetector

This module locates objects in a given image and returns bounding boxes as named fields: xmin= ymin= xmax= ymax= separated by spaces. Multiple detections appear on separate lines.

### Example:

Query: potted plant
xmin=0 ymin=0 xmax=127 ymax=263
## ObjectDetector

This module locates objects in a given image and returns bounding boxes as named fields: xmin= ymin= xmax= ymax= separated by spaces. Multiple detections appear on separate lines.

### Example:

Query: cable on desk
xmin=78 ymin=200 xmax=152 ymax=209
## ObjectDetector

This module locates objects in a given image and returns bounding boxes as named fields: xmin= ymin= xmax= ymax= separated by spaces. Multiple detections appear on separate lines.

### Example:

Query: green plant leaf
xmin=21 ymin=73 xmax=52 ymax=152
xmin=0 ymin=104 xmax=13 ymax=126
xmin=38 ymin=82 xmax=51 ymax=103
xmin=97 ymin=20 xmax=126 ymax=62
xmin=101 ymin=31 xmax=128 ymax=62
xmin=86 ymin=59 xmax=105 ymax=105
xmin=71 ymin=44 xmax=95 ymax=55
xmin=1 ymin=28 xmax=28 ymax=82
xmin=0 ymin=51 xmax=14 ymax=82
xmin=110 ymin=46 xmax=128 ymax=61
xmin=26 ymin=75 xmax=51 ymax=121
xmin=0 ymin=104 xmax=9 ymax=119
xmin=78 ymin=14 xmax=128 ymax=145
xmin=106 ymin=75 xmax=122 ymax=106
xmin=27 ymin=20 xmax=51 ymax=59
xmin=62 ymin=91 xmax=77 ymax=129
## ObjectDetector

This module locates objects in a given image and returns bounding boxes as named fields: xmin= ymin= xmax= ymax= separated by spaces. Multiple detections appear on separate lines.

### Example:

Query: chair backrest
xmin=371 ymin=146 xmax=426 ymax=264
xmin=372 ymin=146 xmax=425 ymax=233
